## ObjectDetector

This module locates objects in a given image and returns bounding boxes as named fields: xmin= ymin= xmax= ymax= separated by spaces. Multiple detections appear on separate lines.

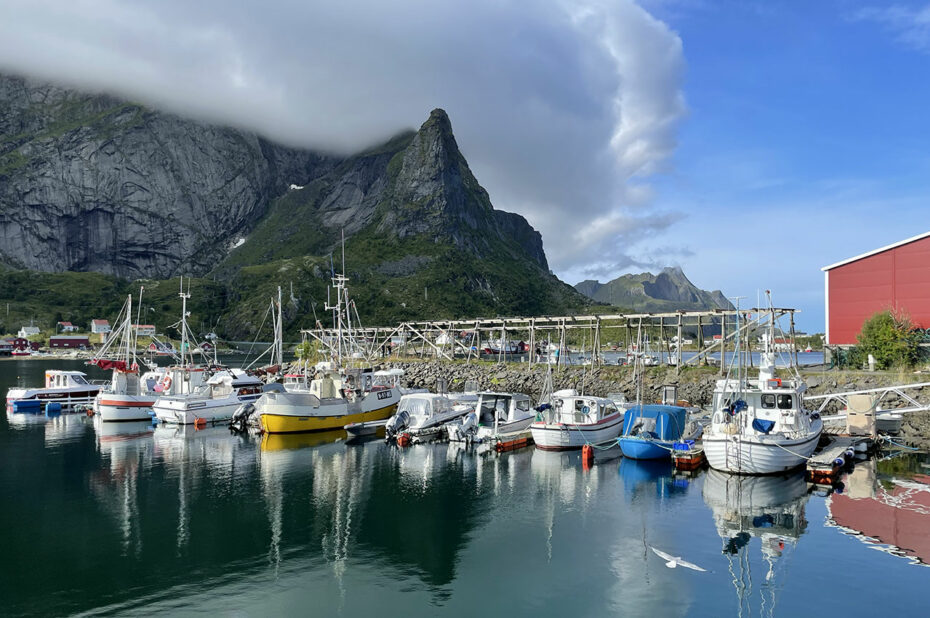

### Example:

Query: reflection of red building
xmin=829 ymin=470 xmax=930 ymax=565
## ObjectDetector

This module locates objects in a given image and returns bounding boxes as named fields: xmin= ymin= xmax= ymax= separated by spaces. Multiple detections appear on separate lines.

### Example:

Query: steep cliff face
xmin=0 ymin=74 xmax=335 ymax=278
xmin=0 ymin=73 xmax=582 ymax=333
xmin=575 ymin=267 xmax=732 ymax=312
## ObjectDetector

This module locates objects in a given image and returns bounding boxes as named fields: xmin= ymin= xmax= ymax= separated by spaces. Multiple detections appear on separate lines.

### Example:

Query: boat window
xmin=516 ymin=399 xmax=530 ymax=412
xmin=761 ymin=394 xmax=776 ymax=409
xmin=72 ymin=375 xmax=89 ymax=385
xmin=605 ymin=404 xmax=617 ymax=417
xmin=777 ymin=395 xmax=793 ymax=409
xmin=575 ymin=399 xmax=585 ymax=411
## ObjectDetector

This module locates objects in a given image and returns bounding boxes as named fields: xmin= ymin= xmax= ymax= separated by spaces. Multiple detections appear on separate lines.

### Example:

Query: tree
xmin=852 ymin=310 xmax=923 ymax=370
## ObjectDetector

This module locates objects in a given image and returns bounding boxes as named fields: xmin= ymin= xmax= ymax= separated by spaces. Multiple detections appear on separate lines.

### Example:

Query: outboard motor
xmin=448 ymin=411 xmax=478 ymax=443
xmin=229 ymin=402 xmax=255 ymax=433
xmin=385 ymin=410 xmax=410 ymax=441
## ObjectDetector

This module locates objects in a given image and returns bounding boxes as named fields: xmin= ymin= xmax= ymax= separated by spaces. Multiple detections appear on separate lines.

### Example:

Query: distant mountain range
xmin=575 ymin=267 xmax=732 ymax=313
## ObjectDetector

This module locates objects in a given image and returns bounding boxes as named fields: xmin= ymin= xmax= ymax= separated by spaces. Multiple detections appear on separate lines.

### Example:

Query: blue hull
xmin=618 ymin=437 xmax=672 ymax=460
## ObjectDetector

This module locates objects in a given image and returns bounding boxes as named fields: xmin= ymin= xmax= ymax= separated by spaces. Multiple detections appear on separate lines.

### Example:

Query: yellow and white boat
xmin=257 ymin=366 xmax=400 ymax=434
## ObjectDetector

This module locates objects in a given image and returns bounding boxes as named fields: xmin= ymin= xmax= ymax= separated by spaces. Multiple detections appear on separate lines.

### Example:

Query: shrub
xmin=851 ymin=310 xmax=923 ymax=370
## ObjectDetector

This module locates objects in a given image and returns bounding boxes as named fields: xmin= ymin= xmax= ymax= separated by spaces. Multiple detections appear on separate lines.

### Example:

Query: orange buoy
xmin=582 ymin=444 xmax=594 ymax=468
xmin=397 ymin=433 xmax=411 ymax=447
xmin=194 ymin=417 xmax=207 ymax=429
xmin=86 ymin=408 xmax=94 ymax=417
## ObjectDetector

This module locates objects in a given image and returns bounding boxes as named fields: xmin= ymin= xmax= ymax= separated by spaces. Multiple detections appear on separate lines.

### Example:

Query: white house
xmin=57 ymin=321 xmax=77 ymax=332
xmin=17 ymin=325 xmax=40 ymax=338
xmin=91 ymin=319 xmax=111 ymax=334
xmin=133 ymin=324 xmax=156 ymax=336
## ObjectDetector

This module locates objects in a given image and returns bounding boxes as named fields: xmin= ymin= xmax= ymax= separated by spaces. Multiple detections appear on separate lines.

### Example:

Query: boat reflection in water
xmin=827 ymin=455 xmax=930 ymax=567
xmin=702 ymin=469 xmax=810 ymax=616
xmin=88 ymin=418 xmax=155 ymax=555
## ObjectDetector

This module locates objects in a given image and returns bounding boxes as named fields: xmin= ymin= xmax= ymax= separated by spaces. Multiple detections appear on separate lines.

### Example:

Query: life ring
xmin=773 ymin=378 xmax=782 ymax=388
xmin=161 ymin=375 xmax=172 ymax=391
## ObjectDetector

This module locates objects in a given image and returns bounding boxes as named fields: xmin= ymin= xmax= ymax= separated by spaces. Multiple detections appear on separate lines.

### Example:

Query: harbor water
xmin=2 ymin=358 xmax=928 ymax=616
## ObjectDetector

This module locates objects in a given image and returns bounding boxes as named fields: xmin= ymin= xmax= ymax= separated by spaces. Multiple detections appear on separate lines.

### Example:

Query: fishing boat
xmin=92 ymin=293 xmax=168 ymax=422
xmin=530 ymin=389 xmax=624 ymax=451
xmin=617 ymin=404 xmax=701 ymax=460
xmin=385 ymin=393 xmax=472 ymax=441
xmin=344 ymin=419 xmax=387 ymax=437
xmin=6 ymin=370 xmax=101 ymax=412
xmin=703 ymin=304 xmax=823 ymax=475
xmin=256 ymin=266 xmax=402 ymax=433
xmin=447 ymin=391 xmax=535 ymax=442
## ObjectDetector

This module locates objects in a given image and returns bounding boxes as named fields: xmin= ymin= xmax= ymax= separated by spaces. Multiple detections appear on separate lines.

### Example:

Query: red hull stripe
xmin=98 ymin=400 xmax=154 ymax=407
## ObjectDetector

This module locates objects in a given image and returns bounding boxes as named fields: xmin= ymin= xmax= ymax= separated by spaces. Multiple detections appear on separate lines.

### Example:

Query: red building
xmin=823 ymin=231 xmax=930 ymax=345
xmin=49 ymin=335 xmax=90 ymax=349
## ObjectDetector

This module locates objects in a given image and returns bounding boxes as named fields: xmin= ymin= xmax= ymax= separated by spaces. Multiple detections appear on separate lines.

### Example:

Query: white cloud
xmin=0 ymin=0 xmax=686 ymax=278
xmin=854 ymin=4 xmax=930 ymax=52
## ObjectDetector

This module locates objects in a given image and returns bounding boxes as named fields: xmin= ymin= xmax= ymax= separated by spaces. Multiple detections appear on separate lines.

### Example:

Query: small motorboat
xmin=617 ymin=404 xmax=702 ymax=460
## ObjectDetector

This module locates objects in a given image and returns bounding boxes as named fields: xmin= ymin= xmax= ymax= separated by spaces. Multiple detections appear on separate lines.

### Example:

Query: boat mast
xmin=179 ymin=277 xmax=190 ymax=366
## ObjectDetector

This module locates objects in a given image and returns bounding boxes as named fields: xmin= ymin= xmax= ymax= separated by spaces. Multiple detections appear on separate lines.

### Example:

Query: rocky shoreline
xmin=375 ymin=360 xmax=930 ymax=449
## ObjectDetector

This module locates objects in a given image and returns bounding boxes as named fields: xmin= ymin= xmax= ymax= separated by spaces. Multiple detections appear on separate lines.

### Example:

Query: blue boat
xmin=617 ymin=404 xmax=690 ymax=460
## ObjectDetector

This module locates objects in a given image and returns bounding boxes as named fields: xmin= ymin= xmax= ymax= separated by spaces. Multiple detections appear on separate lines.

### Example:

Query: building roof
xmin=822 ymin=231 xmax=930 ymax=271
xmin=58 ymin=321 xmax=73 ymax=326
xmin=92 ymin=319 xmax=109 ymax=325
xmin=133 ymin=324 xmax=155 ymax=329
xmin=49 ymin=335 xmax=90 ymax=340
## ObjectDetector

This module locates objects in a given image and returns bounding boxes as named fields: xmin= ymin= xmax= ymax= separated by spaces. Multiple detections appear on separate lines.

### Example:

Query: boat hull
xmin=153 ymin=395 xmax=258 ymax=425
xmin=95 ymin=395 xmax=156 ymax=422
xmin=531 ymin=414 xmax=623 ymax=451
xmin=260 ymin=389 xmax=401 ymax=434
xmin=6 ymin=388 xmax=100 ymax=412
xmin=704 ymin=430 xmax=821 ymax=475
xmin=476 ymin=415 xmax=535 ymax=440
xmin=262 ymin=402 xmax=398 ymax=433
xmin=618 ymin=437 xmax=673 ymax=460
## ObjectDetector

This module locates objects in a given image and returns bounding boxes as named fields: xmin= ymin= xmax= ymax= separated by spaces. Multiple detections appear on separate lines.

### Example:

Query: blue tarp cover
xmin=622 ymin=404 xmax=687 ymax=440
xmin=752 ymin=418 xmax=776 ymax=434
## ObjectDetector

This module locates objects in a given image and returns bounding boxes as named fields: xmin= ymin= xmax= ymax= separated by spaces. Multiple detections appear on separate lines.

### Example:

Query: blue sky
xmin=632 ymin=1 xmax=930 ymax=332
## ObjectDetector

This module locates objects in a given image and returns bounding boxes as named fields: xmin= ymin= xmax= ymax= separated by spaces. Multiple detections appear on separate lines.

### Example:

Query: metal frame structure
xmin=302 ymin=307 xmax=801 ymax=374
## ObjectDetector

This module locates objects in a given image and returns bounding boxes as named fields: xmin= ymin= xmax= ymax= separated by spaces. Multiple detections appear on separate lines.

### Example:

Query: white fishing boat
xmin=704 ymin=306 xmax=823 ymax=475
xmin=384 ymin=393 xmax=472 ymax=441
xmin=530 ymin=389 xmax=624 ymax=451
xmin=6 ymin=370 xmax=101 ymax=412
xmin=447 ymin=391 xmax=535 ymax=442
xmin=153 ymin=368 xmax=264 ymax=425
xmin=92 ymin=293 xmax=168 ymax=422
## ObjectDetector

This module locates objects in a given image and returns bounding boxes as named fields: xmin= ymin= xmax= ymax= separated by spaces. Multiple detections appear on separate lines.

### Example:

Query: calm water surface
xmin=1 ymin=358 xmax=927 ymax=616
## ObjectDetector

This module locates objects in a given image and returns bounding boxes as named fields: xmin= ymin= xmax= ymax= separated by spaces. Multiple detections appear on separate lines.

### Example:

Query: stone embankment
xmin=377 ymin=360 xmax=930 ymax=449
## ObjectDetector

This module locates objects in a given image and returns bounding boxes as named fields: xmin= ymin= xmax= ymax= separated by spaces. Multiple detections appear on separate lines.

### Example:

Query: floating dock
xmin=806 ymin=436 xmax=874 ymax=484
xmin=494 ymin=429 xmax=534 ymax=453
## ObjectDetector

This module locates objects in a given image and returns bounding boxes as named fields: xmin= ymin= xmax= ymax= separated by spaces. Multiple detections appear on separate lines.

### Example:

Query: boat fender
xmin=833 ymin=456 xmax=845 ymax=467
xmin=345 ymin=390 xmax=356 ymax=403
xmin=582 ymin=406 xmax=590 ymax=415
xmin=844 ymin=448 xmax=855 ymax=460
xmin=161 ymin=375 xmax=172 ymax=391
xmin=582 ymin=444 xmax=594 ymax=464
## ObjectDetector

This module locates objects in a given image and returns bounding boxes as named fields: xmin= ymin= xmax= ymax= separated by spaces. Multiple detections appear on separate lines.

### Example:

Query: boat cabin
xmin=711 ymin=377 xmax=808 ymax=430
xmin=546 ymin=389 xmax=620 ymax=425
xmin=373 ymin=368 xmax=406 ymax=390
xmin=475 ymin=392 xmax=532 ymax=426
xmin=45 ymin=371 xmax=91 ymax=389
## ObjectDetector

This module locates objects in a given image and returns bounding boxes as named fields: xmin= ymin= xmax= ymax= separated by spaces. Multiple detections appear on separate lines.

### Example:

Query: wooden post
xmin=790 ymin=311 xmax=799 ymax=367
xmin=594 ymin=318 xmax=601 ymax=366
xmin=676 ymin=314 xmax=683 ymax=375
xmin=697 ymin=315 xmax=704 ymax=365
xmin=529 ymin=318 xmax=536 ymax=368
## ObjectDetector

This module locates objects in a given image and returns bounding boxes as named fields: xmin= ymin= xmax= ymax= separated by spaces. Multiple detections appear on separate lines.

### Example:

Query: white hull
xmin=477 ymin=415 xmax=535 ymax=440
xmin=7 ymin=388 xmax=100 ymax=411
xmin=704 ymin=429 xmax=821 ymax=475
xmin=531 ymin=414 xmax=623 ymax=450
xmin=95 ymin=394 xmax=157 ymax=422
xmin=154 ymin=394 xmax=260 ymax=425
